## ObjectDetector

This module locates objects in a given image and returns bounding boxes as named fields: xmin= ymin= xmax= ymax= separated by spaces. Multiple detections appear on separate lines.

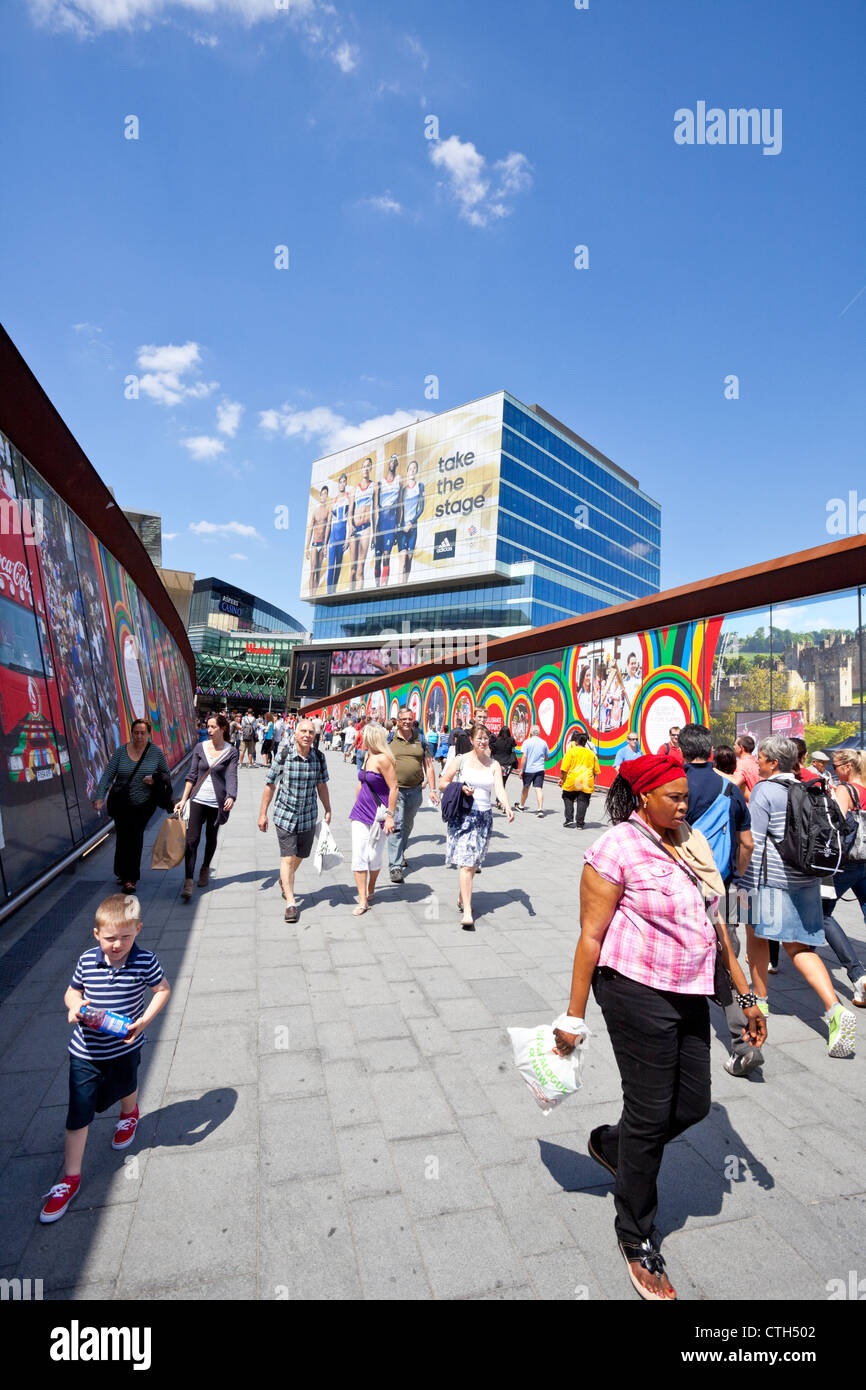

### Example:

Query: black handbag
xmin=106 ymin=741 xmax=151 ymax=819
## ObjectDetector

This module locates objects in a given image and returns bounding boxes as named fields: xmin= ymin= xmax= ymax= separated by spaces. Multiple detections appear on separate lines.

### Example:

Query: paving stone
xmin=357 ymin=1038 xmax=422 ymax=1074
xmin=20 ymin=1200 xmax=136 ymax=1293
xmin=371 ymin=1070 xmax=458 ymax=1141
xmin=335 ymin=1123 xmax=401 ymax=1200
xmin=435 ymin=997 xmax=498 ymax=1031
xmin=349 ymin=1193 xmax=433 ymax=1300
xmin=117 ymin=1146 xmax=258 ymax=1296
xmin=260 ymin=1048 xmax=325 ymax=1099
xmin=407 ymin=1015 xmax=461 ymax=1058
xmin=390 ymin=1133 xmax=492 ymax=1219
xmin=348 ymin=1003 xmax=411 ymax=1042
xmin=260 ymin=1097 xmax=339 ymax=1182
xmin=168 ymin=1021 xmax=258 ymax=1090
xmin=413 ymin=1207 xmax=525 ymax=1299
xmin=469 ymin=977 xmax=553 ymax=1016
xmin=412 ymin=967 xmax=474 ymax=1001
xmin=259 ymin=1177 xmax=362 ymax=1300
xmin=258 ymin=1005 xmax=317 ymax=1053
xmin=323 ymin=1058 xmax=380 ymax=1129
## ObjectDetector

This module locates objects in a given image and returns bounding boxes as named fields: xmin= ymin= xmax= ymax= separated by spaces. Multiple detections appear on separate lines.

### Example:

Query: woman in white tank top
xmin=439 ymin=722 xmax=513 ymax=930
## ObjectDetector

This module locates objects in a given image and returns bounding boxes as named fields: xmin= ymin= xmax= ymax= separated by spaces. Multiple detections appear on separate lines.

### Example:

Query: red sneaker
xmin=39 ymin=1175 xmax=81 ymax=1223
xmin=112 ymin=1106 xmax=140 ymax=1151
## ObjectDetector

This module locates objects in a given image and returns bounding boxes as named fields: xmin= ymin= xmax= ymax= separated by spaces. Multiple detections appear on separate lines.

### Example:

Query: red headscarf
xmin=618 ymin=753 xmax=687 ymax=795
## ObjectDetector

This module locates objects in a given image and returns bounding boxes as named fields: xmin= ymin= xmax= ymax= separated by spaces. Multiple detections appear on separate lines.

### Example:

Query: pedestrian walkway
xmin=1 ymin=752 xmax=865 ymax=1300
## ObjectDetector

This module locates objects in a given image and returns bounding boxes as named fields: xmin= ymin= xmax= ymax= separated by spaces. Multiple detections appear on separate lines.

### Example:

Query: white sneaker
xmin=852 ymin=976 xmax=866 ymax=1008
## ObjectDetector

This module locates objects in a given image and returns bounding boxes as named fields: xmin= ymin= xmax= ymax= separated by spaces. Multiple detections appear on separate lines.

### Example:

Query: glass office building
xmin=188 ymin=577 xmax=306 ymax=654
xmin=305 ymin=392 xmax=660 ymax=643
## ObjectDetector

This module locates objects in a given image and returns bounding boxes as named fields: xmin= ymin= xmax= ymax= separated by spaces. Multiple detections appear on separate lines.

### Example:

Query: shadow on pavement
xmin=151 ymin=1088 xmax=239 ymax=1148
xmin=537 ymin=1101 xmax=775 ymax=1237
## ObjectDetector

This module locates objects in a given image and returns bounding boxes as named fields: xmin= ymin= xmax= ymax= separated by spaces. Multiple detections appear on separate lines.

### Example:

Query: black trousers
xmin=113 ymin=801 xmax=157 ymax=884
xmin=592 ymin=967 xmax=711 ymax=1246
xmin=562 ymin=790 xmax=590 ymax=826
xmin=184 ymin=803 xmax=221 ymax=879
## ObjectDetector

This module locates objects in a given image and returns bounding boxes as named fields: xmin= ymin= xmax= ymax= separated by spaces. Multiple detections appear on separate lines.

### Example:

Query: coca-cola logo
xmin=0 ymin=553 xmax=33 ymax=604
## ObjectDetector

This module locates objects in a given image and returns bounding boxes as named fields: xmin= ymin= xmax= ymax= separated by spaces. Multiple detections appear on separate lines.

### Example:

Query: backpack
xmin=242 ymin=718 xmax=256 ymax=741
xmin=763 ymin=779 xmax=848 ymax=879
xmin=691 ymin=781 xmax=733 ymax=881
xmin=838 ymin=784 xmax=866 ymax=862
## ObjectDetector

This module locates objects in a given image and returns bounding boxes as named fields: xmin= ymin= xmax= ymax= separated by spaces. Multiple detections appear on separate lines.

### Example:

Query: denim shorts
xmin=66 ymin=1050 xmax=142 ymax=1130
xmin=523 ymin=771 xmax=545 ymax=788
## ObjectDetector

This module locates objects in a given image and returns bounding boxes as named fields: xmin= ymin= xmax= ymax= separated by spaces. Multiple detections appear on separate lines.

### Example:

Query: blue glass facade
xmin=309 ymin=393 xmax=660 ymax=640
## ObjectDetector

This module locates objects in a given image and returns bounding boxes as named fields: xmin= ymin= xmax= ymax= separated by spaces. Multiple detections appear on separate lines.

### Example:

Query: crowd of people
xmin=56 ymin=704 xmax=865 ymax=1300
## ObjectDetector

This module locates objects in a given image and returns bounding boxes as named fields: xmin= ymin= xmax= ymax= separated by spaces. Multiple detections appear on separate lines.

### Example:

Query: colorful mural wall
xmin=0 ymin=430 xmax=197 ymax=900
xmin=307 ymin=617 xmax=725 ymax=783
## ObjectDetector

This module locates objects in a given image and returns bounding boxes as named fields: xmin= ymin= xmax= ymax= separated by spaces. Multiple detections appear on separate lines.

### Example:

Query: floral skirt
xmin=445 ymin=808 xmax=493 ymax=869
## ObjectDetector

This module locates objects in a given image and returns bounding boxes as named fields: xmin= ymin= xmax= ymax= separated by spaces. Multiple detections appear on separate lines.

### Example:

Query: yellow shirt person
xmin=560 ymin=740 xmax=600 ymax=794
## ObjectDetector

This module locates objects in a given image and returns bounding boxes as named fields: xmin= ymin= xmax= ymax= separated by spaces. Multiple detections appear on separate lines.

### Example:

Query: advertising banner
xmin=300 ymin=394 xmax=503 ymax=601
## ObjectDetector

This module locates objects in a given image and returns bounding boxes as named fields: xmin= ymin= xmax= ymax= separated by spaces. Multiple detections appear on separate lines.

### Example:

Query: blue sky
xmin=2 ymin=0 xmax=864 ymax=633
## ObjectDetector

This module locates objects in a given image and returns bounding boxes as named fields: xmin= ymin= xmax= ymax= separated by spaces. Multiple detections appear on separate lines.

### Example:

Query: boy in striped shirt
xmin=39 ymin=894 xmax=171 ymax=1223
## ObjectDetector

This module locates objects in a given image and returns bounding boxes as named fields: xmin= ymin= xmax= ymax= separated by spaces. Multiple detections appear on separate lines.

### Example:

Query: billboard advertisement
xmin=737 ymin=710 xmax=805 ymax=743
xmin=0 ymin=429 xmax=197 ymax=901
xmin=300 ymin=394 xmax=503 ymax=601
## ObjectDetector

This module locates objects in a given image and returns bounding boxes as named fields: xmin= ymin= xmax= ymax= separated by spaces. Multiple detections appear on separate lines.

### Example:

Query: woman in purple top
xmin=349 ymin=724 xmax=398 ymax=914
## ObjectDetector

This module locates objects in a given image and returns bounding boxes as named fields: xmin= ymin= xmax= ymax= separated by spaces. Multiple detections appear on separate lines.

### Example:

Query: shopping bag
xmin=314 ymin=819 xmax=343 ymax=874
xmin=507 ymin=1014 xmax=589 ymax=1112
xmin=150 ymin=813 xmax=187 ymax=870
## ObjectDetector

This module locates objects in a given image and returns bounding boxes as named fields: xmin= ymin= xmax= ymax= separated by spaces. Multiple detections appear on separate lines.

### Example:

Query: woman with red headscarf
xmin=554 ymin=753 xmax=766 ymax=1301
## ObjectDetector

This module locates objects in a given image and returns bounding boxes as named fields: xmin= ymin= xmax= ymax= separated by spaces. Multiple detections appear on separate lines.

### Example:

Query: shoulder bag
xmin=107 ymin=741 xmax=151 ymax=820
xmin=150 ymin=746 xmax=233 ymax=871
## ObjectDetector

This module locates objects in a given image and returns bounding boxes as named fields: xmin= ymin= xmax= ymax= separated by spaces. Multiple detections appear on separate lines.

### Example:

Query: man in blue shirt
xmin=514 ymin=725 xmax=550 ymax=817
xmin=614 ymin=732 xmax=642 ymax=768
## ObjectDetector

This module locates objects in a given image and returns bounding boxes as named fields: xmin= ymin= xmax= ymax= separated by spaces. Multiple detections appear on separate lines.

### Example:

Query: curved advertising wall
xmin=304 ymin=560 xmax=866 ymax=786
xmin=0 ymin=429 xmax=197 ymax=902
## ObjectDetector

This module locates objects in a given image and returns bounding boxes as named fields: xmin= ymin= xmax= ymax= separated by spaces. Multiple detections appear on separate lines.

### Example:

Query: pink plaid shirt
xmin=584 ymin=813 xmax=717 ymax=995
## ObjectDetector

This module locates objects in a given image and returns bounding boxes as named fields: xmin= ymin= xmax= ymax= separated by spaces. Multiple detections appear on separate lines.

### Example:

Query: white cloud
xmin=332 ymin=40 xmax=358 ymax=72
xmin=259 ymin=404 xmax=432 ymax=454
xmin=162 ymin=531 xmax=178 ymax=540
xmin=229 ymin=552 xmax=248 ymax=561
xmin=405 ymin=34 xmax=428 ymax=69
xmin=189 ymin=519 xmax=263 ymax=540
xmin=362 ymin=193 xmax=404 ymax=215
xmin=135 ymin=341 xmax=218 ymax=407
xmin=217 ymin=399 xmax=244 ymax=436
xmin=429 ymin=134 xmax=533 ymax=227
xmin=28 ymin=0 xmax=359 ymax=73
xmin=375 ymin=79 xmax=401 ymax=98
xmin=182 ymin=435 xmax=226 ymax=460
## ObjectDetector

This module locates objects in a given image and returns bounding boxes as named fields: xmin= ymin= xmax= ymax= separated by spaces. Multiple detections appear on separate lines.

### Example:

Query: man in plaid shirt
xmin=258 ymin=717 xmax=331 ymax=923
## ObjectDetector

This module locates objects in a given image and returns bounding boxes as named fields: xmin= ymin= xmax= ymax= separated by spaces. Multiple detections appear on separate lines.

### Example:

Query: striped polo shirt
xmin=68 ymin=942 xmax=164 ymax=1060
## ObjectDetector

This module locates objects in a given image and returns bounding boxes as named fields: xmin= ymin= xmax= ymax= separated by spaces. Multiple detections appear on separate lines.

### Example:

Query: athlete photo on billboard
xmin=374 ymin=454 xmax=401 ymax=587
xmin=326 ymin=473 xmax=351 ymax=595
xmin=398 ymin=459 xmax=425 ymax=580
xmin=348 ymin=456 xmax=375 ymax=591
xmin=305 ymin=485 xmax=331 ymax=595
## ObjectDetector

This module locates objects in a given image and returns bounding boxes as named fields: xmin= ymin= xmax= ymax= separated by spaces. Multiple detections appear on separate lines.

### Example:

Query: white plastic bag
xmin=314 ymin=819 xmax=343 ymax=874
xmin=507 ymin=1014 xmax=589 ymax=1112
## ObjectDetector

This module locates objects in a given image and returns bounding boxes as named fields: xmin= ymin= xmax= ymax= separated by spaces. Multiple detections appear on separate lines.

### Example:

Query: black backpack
xmin=763 ymin=779 xmax=848 ymax=879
